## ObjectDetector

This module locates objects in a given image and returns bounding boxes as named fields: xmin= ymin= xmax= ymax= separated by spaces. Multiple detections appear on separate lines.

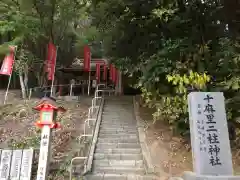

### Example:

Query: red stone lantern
xmin=33 ymin=97 xmax=66 ymax=129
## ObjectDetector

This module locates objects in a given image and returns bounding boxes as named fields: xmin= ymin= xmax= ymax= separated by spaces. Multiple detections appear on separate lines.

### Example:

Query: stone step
xmin=101 ymin=115 xmax=133 ymax=118
xmin=101 ymin=121 xmax=136 ymax=124
xmin=100 ymin=126 xmax=137 ymax=130
xmin=96 ymin=143 xmax=141 ymax=149
xmin=97 ymin=137 xmax=139 ymax=143
xmin=99 ymin=129 xmax=138 ymax=133
xmin=103 ymin=108 xmax=132 ymax=110
xmin=95 ymin=148 xmax=141 ymax=154
xmin=100 ymin=123 xmax=136 ymax=126
xmin=101 ymin=116 xmax=134 ymax=119
xmin=102 ymin=117 xmax=133 ymax=120
xmin=93 ymin=159 xmax=144 ymax=168
xmin=99 ymin=132 xmax=137 ymax=136
xmin=92 ymin=166 xmax=145 ymax=175
xmin=101 ymin=120 xmax=135 ymax=123
xmin=102 ymin=114 xmax=132 ymax=116
xmin=102 ymin=111 xmax=132 ymax=114
xmin=100 ymin=125 xmax=136 ymax=128
xmin=94 ymin=153 xmax=143 ymax=160
xmin=100 ymin=125 xmax=136 ymax=129
xmin=86 ymin=173 xmax=157 ymax=180
xmin=102 ymin=113 xmax=132 ymax=116
xmin=102 ymin=114 xmax=131 ymax=116
xmin=98 ymin=133 xmax=138 ymax=139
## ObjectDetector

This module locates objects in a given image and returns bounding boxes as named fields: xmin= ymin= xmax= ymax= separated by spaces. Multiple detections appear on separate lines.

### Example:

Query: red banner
xmin=96 ymin=63 xmax=101 ymax=83
xmin=103 ymin=64 xmax=107 ymax=80
xmin=45 ymin=43 xmax=53 ymax=73
xmin=0 ymin=47 xmax=15 ymax=76
xmin=84 ymin=45 xmax=91 ymax=71
xmin=47 ymin=43 xmax=57 ymax=80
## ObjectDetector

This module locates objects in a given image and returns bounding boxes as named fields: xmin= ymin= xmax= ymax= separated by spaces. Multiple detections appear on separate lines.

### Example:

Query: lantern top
xmin=33 ymin=97 xmax=66 ymax=112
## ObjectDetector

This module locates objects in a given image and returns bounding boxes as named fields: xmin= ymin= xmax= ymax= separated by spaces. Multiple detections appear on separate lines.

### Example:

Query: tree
xmin=90 ymin=0 xmax=240 ymax=136
xmin=0 ymin=0 xmax=91 ymax=97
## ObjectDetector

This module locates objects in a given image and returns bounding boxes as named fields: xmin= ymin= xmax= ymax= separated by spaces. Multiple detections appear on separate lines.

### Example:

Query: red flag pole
xmin=4 ymin=69 xmax=12 ymax=105
xmin=87 ymin=65 xmax=91 ymax=96
xmin=83 ymin=45 xmax=91 ymax=96
xmin=87 ymin=51 xmax=91 ymax=96
xmin=50 ymin=46 xmax=58 ymax=96
xmin=3 ymin=46 xmax=16 ymax=104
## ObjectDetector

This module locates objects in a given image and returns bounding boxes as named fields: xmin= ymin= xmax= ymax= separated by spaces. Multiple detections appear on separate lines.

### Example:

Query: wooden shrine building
xmin=57 ymin=58 xmax=122 ymax=96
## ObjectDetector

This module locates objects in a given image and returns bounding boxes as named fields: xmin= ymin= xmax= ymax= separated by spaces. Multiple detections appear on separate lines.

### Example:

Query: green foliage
xmin=90 ymin=0 xmax=240 ymax=136
xmin=140 ymin=72 xmax=211 ymax=136
xmin=0 ymin=0 xmax=93 ymax=89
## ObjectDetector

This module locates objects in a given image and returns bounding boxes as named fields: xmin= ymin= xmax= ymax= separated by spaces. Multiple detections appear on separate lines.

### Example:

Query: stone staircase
xmin=86 ymin=97 xmax=157 ymax=180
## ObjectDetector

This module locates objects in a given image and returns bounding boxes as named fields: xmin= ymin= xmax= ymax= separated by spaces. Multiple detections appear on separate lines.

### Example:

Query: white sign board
xmin=36 ymin=126 xmax=52 ymax=180
xmin=188 ymin=92 xmax=233 ymax=176
xmin=10 ymin=150 xmax=23 ymax=180
xmin=20 ymin=149 xmax=34 ymax=180
xmin=0 ymin=150 xmax=12 ymax=180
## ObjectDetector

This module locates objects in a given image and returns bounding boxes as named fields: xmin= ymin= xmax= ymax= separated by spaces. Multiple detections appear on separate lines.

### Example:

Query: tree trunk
xmin=19 ymin=72 xmax=27 ymax=99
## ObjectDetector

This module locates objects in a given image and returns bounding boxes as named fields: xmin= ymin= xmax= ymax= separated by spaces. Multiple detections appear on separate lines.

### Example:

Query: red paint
xmin=96 ymin=63 xmax=101 ymax=83
xmin=47 ymin=42 xmax=57 ymax=80
xmin=33 ymin=98 xmax=66 ymax=129
xmin=0 ymin=47 xmax=15 ymax=76
xmin=35 ymin=121 xmax=61 ymax=129
xmin=83 ymin=45 xmax=91 ymax=71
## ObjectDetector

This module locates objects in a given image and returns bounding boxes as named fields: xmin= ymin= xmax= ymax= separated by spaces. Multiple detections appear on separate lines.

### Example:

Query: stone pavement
xmin=86 ymin=96 xmax=157 ymax=180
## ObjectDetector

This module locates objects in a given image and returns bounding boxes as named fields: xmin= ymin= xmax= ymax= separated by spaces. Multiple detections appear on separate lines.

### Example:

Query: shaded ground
xmin=0 ymin=93 xmax=91 ymax=179
xmin=138 ymin=103 xmax=240 ymax=179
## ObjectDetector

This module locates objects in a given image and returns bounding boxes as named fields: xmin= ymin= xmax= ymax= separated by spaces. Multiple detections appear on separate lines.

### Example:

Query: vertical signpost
xmin=83 ymin=45 xmax=91 ymax=96
xmin=20 ymin=149 xmax=34 ymax=180
xmin=33 ymin=97 xmax=66 ymax=180
xmin=188 ymin=92 xmax=233 ymax=177
xmin=0 ymin=150 xmax=12 ymax=180
xmin=10 ymin=149 xmax=22 ymax=180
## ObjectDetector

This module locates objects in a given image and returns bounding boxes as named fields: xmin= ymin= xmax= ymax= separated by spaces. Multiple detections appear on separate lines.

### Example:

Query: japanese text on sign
xmin=197 ymin=103 xmax=206 ymax=152
xmin=203 ymin=94 xmax=221 ymax=166
xmin=188 ymin=92 xmax=233 ymax=175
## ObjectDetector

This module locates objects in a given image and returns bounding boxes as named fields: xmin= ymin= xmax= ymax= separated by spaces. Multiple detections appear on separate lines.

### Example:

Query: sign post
xmin=33 ymin=97 xmax=66 ymax=180
xmin=188 ymin=92 xmax=233 ymax=176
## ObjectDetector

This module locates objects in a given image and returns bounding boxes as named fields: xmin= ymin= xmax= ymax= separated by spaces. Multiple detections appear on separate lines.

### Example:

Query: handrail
xmin=96 ymin=83 xmax=105 ymax=91
xmin=28 ymin=82 xmax=107 ymax=99
xmin=30 ymin=83 xmax=84 ymax=91
xmin=94 ymin=90 xmax=104 ymax=98
xmin=91 ymin=97 xmax=102 ymax=110
xmin=28 ymin=83 xmax=85 ymax=99
xmin=84 ymin=118 xmax=96 ymax=140
xmin=88 ymin=107 xmax=94 ymax=117
xmin=69 ymin=89 xmax=102 ymax=180
xmin=69 ymin=85 xmax=115 ymax=180
xmin=70 ymin=134 xmax=93 ymax=180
